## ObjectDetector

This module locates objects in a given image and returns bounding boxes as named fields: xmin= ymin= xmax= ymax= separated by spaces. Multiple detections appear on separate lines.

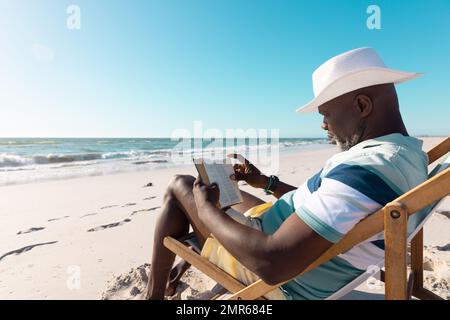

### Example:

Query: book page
xmin=202 ymin=161 xmax=243 ymax=209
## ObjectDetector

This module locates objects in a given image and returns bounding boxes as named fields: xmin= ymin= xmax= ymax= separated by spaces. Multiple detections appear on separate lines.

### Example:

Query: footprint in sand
xmin=80 ymin=213 xmax=98 ymax=219
xmin=100 ymin=205 xmax=119 ymax=210
xmin=436 ymin=210 xmax=450 ymax=219
xmin=87 ymin=218 xmax=132 ymax=232
xmin=0 ymin=241 xmax=58 ymax=262
xmin=122 ymin=203 xmax=137 ymax=207
xmin=437 ymin=244 xmax=450 ymax=251
xmin=143 ymin=196 xmax=156 ymax=201
xmin=17 ymin=227 xmax=45 ymax=235
xmin=130 ymin=207 xmax=160 ymax=216
xmin=48 ymin=216 xmax=70 ymax=222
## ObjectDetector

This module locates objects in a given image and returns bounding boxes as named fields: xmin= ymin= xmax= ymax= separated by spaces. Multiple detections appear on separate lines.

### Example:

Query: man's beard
xmin=328 ymin=122 xmax=366 ymax=152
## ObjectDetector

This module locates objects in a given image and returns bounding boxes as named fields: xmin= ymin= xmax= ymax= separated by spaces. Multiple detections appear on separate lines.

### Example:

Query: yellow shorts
xmin=200 ymin=202 xmax=287 ymax=300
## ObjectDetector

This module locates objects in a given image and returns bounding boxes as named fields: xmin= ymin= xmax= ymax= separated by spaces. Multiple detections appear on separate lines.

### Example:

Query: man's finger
xmin=208 ymin=183 xmax=218 ymax=189
xmin=227 ymin=153 xmax=249 ymax=165
xmin=194 ymin=176 xmax=203 ymax=187
xmin=233 ymin=171 xmax=245 ymax=181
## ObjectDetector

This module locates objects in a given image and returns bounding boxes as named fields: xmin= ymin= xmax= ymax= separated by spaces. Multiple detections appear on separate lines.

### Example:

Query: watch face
xmin=269 ymin=175 xmax=276 ymax=191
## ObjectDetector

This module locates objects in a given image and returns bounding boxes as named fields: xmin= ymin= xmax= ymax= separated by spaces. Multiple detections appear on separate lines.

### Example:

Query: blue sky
xmin=0 ymin=0 xmax=449 ymax=138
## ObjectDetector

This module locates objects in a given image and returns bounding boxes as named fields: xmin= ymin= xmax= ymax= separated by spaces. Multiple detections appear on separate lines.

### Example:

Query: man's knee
xmin=167 ymin=174 xmax=195 ymax=196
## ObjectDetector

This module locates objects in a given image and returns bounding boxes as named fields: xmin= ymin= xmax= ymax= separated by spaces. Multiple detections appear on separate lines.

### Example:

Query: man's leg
xmin=146 ymin=174 xmax=209 ymax=299
xmin=165 ymin=185 xmax=266 ymax=296
xmin=163 ymin=184 xmax=267 ymax=296
xmin=146 ymin=174 xmax=265 ymax=299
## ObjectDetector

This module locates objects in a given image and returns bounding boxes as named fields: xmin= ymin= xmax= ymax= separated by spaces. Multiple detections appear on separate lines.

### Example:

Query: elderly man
xmin=145 ymin=47 xmax=428 ymax=300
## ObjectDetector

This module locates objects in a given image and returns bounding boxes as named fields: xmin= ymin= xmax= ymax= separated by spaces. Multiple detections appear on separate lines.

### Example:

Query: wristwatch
xmin=264 ymin=175 xmax=279 ymax=195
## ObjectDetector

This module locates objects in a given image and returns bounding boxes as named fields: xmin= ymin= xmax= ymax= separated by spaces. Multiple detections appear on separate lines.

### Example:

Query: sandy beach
xmin=1 ymin=137 xmax=449 ymax=300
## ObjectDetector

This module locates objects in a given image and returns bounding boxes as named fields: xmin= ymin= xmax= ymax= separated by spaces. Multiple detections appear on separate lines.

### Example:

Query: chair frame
xmin=163 ymin=136 xmax=450 ymax=300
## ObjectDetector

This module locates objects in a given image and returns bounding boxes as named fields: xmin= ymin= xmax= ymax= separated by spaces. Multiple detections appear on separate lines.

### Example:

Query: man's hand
xmin=193 ymin=176 xmax=220 ymax=210
xmin=227 ymin=154 xmax=268 ymax=189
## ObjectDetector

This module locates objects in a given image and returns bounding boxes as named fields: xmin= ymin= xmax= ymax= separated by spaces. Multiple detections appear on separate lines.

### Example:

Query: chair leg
xmin=384 ymin=202 xmax=408 ymax=300
xmin=413 ymin=287 xmax=445 ymax=300
xmin=409 ymin=228 xmax=445 ymax=300
xmin=379 ymin=269 xmax=385 ymax=283
xmin=407 ymin=271 xmax=415 ymax=299
xmin=410 ymin=228 xmax=424 ymax=296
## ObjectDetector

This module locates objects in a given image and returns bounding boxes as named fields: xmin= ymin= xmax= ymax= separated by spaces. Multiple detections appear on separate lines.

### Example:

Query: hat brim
xmin=296 ymin=67 xmax=422 ymax=113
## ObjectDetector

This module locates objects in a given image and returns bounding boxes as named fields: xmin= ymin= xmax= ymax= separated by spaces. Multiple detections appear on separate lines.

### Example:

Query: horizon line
xmin=0 ymin=134 xmax=447 ymax=139
xmin=0 ymin=136 xmax=329 ymax=139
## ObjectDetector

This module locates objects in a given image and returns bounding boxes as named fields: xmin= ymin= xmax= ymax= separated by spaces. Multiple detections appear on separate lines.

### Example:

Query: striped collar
xmin=349 ymin=133 xmax=423 ymax=152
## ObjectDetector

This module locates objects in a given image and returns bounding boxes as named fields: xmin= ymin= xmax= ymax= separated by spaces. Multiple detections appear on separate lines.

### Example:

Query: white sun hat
xmin=296 ymin=47 xmax=422 ymax=113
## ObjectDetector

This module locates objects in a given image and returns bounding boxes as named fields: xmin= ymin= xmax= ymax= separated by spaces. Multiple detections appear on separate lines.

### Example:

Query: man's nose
xmin=321 ymin=119 xmax=328 ymax=131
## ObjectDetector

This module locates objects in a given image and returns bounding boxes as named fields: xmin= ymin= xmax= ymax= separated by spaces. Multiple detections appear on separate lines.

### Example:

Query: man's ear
xmin=353 ymin=94 xmax=373 ymax=118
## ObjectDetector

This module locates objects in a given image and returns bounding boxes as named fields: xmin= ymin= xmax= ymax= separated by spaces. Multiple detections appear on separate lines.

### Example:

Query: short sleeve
xmin=294 ymin=164 xmax=401 ymax=243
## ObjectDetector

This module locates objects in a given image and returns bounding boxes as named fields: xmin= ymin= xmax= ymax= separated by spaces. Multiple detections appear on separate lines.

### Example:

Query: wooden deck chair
xmin=164 ymin=136 xmax=450 ymax=300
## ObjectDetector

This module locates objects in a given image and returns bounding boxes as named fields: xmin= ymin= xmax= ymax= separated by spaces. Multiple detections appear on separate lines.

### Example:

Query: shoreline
xmin=0 ymin=141 xmax=331 ymax=187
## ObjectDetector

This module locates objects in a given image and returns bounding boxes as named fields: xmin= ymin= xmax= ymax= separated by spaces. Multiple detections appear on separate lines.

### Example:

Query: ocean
xmin=0 ymin=137 xmax=330 ymax=186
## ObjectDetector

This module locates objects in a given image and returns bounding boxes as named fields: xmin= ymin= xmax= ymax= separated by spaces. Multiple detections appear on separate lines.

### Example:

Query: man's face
xmin=318 ymin=94 xmax=366 ymax=151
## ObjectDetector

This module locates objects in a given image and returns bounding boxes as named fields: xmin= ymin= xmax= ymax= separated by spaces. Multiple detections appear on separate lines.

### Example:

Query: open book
xmin=193 ymin=158 xmax=243 ymax=209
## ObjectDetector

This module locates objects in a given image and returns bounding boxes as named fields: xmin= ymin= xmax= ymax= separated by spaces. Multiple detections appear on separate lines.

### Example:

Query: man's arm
xmin=228 ymin=153 xmax=296 ymax=199
xmin=193 ymin=179 xmax=333 ymax=285
xmin=259 ymin=175 xmax=297 ymax=199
